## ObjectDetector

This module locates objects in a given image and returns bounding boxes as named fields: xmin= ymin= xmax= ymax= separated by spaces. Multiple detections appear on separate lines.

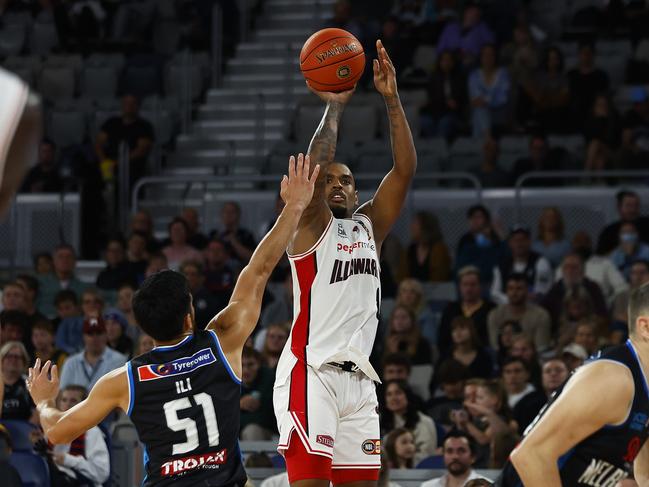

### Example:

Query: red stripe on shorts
xmin=289 ymin=252 xmax=317 ymax=435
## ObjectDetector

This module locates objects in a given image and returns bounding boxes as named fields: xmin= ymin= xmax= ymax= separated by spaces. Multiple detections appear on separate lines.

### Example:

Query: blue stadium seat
xmin=10 ymin=451 xmax=50 ymax=487
xmin=270 ymin=454 xmax=286 ymax=468
xmin=0 ymin=419 xmax=38 ymax=452
xmin=415 ymin=455 xmax=444 ymax=469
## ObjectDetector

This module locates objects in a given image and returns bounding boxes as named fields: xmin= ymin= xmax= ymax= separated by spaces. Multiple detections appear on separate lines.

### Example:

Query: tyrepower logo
xmin=161 ymin=450 xmax=227 ymax=476
xmin=316 ymin=435 xmax=334 ymax=448
xmin=362 ymin=439 xmax=381 ymax=455
xmin=137 ymin=348 xmax=216 ymax=381
xmin=336 ymin=242 xmax=375 ymax=254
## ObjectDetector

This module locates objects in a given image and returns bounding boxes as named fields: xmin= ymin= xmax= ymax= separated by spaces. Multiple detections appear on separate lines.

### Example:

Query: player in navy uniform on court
xmin=26 ymin=154 xmax=320 ymax=486
xmin=497 ymin=282 xmax=649 ymax=486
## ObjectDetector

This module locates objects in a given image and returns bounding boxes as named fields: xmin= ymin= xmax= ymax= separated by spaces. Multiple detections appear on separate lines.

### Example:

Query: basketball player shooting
xmin=26 ymin=155 xmax=319 ymax=486
xmin=496 ymin=283 xmax=649 ymax=486
xmin=273 ymin=40 xmax=417 ymax=487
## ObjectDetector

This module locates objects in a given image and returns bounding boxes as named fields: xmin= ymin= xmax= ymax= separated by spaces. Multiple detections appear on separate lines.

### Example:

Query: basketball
xmin=300 ymin=28 xmax=365 ymax=92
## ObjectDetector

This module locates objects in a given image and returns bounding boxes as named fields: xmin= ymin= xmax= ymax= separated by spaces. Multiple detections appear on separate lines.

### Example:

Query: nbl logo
xmin=336 ymin=65 xmax=351 ymax=79
xmin=362 ymin=439 xmax=381 ymax=455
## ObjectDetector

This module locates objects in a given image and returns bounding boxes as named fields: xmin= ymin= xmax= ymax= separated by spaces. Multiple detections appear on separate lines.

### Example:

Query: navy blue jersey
xmin=127 ymin=329 xmax=247 ymax=487
xmin=497 ymin=340 xmax=649 ymax=486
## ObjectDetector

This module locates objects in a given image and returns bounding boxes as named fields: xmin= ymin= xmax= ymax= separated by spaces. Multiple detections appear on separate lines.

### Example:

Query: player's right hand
xmin=306 ymin=80 xmax=355 ymax=105
xmin=280 ymin=153 xmax=319 ymax=212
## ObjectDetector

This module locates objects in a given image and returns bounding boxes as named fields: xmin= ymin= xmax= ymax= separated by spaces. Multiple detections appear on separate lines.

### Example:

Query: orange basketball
xmin=300 ymin=28 xmax=365 ymax=92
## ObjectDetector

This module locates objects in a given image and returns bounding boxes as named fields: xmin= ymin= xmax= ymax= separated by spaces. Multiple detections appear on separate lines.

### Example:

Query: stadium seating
xmin=10 ymin=451 xmax=50 ymax=487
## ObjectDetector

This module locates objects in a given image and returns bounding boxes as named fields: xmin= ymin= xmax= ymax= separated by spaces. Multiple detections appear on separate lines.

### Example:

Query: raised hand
xmin=373 ymin=39 xmax=398 ymax=97
xmin=306 ymin=81 xmax=355 ymax=105
xmin=27 ymin=358 xmax=60 ymax=405
xmin=280 ymin=153 xmax=320 ymax=211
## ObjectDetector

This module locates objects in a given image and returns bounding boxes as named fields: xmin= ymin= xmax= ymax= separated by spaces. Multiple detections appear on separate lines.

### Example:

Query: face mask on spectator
xmin=621 ymin=232 xmax=638 ymax=244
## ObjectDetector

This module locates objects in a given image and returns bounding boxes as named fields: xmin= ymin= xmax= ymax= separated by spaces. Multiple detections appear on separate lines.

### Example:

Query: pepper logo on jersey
xmin=137 ymin=348 xmax=216 ymax=381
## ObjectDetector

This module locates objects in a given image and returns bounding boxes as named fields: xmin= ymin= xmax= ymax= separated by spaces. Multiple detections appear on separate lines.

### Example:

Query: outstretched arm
xmin=208 ymin=154 xmax=319 ymax=360
xmin=27 ymin=359 xmax=128 ymax=444
xmin=357 ymin=40 xmax=417 ymax=246
xmin=510 ymin=361 xmax=634 ymax=487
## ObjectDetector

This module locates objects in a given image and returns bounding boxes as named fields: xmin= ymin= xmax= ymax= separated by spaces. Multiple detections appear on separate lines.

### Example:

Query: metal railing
xmin=514 ymin=170 xmax=649 ymax=221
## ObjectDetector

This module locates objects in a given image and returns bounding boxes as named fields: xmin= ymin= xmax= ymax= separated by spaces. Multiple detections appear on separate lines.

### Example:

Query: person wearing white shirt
xmin=49 ymin=386 xmax=110 ymax=487
xmin=420 ymin=431 xmax=490 ymax=487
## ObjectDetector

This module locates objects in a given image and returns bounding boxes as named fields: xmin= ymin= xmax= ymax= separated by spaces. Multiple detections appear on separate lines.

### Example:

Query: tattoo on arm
xmin=307 ymin=101 xmax=345 ymax=165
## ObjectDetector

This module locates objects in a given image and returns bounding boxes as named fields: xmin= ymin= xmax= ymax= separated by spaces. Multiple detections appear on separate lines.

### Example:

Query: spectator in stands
xmin=562 ymin=343 xmax=588 ymax=371
xmin=104 ymin=308 xmax=133 ymax=358
xmin=260 ymin=322 xmax=289 ymax=370
xmin=1 ymin=281 xmax=26 ymax=313
xmin=59 ymin=316 xmax=126 ymax=390
xmin=542 ymin=253 xmax=608 ymax=332
xmin=597 ymin=190 xmax=649 ymax=255
xmin=420 ymin=50 xmax=468 ymax=140
xmin=532 ymin=207 xmax=571 ymax=269
xmin=162 ymin=217 xmax=204 ymax=271
xmin=541 ymin=358 xmax=569 ymax=398
xmin=438 ymin=316 xmax=493 ymax=379
xmin=180 ymin=260 xmax=220 ymax=329
xmin=145 ymin=252 xmax=168 ymax=277
xmin=612 ymin=260 xmax=649 ymax=341
xmin=495 ymin=320 xmax=522 ymax=368
xmin=439 ymin=266 xmax=496 ymax=352
xmin=129 ymin=209 xmax=160 ymax=254
xmin=509 ymin=334 xmax=542 ymax=390
xmin=428 ymin=359 xmax=470 ymax=429
xmin=240 ymin=347 xmax=276 ymax=441
xmin=20 ymin=138 xmax=63 ymax=193
xmin=619 ymin=86 xmax=649 ymax=170
xmin=437 ymin=3 xmax=495 ymax=67
xmin=324 ymin=0 xmax=363 ymax=41
xmin=383 ymin=353 xmax=413 ymax=382
xmin=584 ymin=94 xmax=622 ymax=172
xmin=0 ymin=424 xmax=22 ymax=487
xmin=501 ymin=356 xmax=545 ymax=435
xmin=213 ymin=201 xmax=257 ymax=266
xmin=563 ymin=231 xmax=628 ymax=306
xmin=31 ymin=320 xmax=66 ymax=370
xmin=204 ymin=238 xmax=236 ymax=310
xmin=487 ymin=273 xmax=552 ymax=351
xmin=116 ymin=283 xmax=138 ymax=338
xmin=469 ymin=44 xmax=512 ymax=137
xmin=15 ymin=274 xmax=47 ymax=327
xmin=562 ymin=295 xmax=606 ymax=353
xmin=489 ymin=429 xmax=519 ymax=471
xmin=381 ymin=380 xmax=438 ymax=464
xmin=470 ymin=134 xmax=510 ymax=188
xmin=56 ymin=288 xmax=104 ymax=354
xmin=567 ymin=40 xmax=610 ymax=132
xmin=571 ymin=321 xmax=599 ymax=356
xmin=0 ymin=341 xmax=33 ymax=420
xmin=259 ymin=272 xmax=293 ymax=329
xmin=34 ymin=252 xmax=53 ymax=276
xmin=49 ymin=385 xmax=109 ymax=487
xmin=126 ymin=231 xmax=148 ymax=282
xmin=523 ymin=46 xmax=571 ymax=134
xmin=453 ymin=379 xmax=517 ymax=467
xmin=0 ymin=311 xmax=28 ymax=347
xmin=400 ymin=211 xmax=451 ymax=283
xmin=37 ymin=244 xmax=87 ymax=319
xmin=384 ymin=427 xmax=416 ymax=469
xmin=137 ymin=333 xmax=155 ymax=356
xmin=383 ymin=305 xmax=431 ymax=365
xmin=456 ymin=205 xmax=506 ymax=288
xmin=94 ymin=94 xmax=154 ymax=189
xmin=510 ymin=133 xmax=561 ymax=185
xmin=490 ymin=226 xmax=553 ymax=304
xmin=610 ymin=222 xmax=649 ymax=279
xmin=52 ymin=290 xmax=79 ymax=331
xmin=394 ymin=278 xmax=438 ymax=348
xmin=96 ymin=236 xmax=137 ymax=298
xmin=420 ymin=431 xmax=486 ymax=487
xmin=181 ymin=207 xmax=209 ymax=250
xmin=502 ymin=23 xmax=539 ymax=85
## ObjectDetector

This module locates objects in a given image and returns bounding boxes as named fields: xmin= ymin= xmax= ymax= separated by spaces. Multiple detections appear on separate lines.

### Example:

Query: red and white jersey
xmin=276 ymin=212 xmax=382 ymax=384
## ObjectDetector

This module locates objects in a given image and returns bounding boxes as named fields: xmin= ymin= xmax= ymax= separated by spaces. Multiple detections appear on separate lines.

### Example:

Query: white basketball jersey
xmin=276 ymin=212 xmax=382 ymax=384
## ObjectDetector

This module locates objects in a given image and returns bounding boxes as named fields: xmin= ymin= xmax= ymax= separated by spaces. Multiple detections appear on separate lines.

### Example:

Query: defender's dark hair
xmin=132 ymin=270 xmax=191 ymax=341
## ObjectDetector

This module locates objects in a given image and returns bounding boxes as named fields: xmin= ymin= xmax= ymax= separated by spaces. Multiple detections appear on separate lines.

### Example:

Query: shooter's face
xmin=325 ymin=163 xmax=358 ymax=218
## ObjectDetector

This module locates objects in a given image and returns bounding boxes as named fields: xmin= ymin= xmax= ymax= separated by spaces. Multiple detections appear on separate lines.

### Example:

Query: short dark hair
xmin=0 ymin=310 xmax=29 ymax=330
xmin=383 ymin=353 xmax=412 ymax=373
xmin=617 ymin=190 xmax=638 ymax=206
xmin=54 ymin=243 xmax=76 ymax=256
xmin=132 ymin=270 xmax=191 ymax=341
xmin=54 ymin=289 xmax=78 ymax=307
xmin=436 ymin=358 xmax=471 ymax=385
xmin=242 ymin=346 xmax=262 ymax=362
xmin=60 ymin=384 xmax=88 ymax=401
xmin=16 ymin=274 xmax=38 ymax=294
xmin=506 ymin=272 xmax=528 ymax=285
xmin=632 ymin=260 xmax=649 ymax=273
xmin=466 ymin=204 xmax=491 ymax=221
xmin=501 ymin=355 xmax=529 ymax=373
xmin=629 ymin=281 xmax=649 ymax=335
xmin=168 ymin=217 xmax=190 ymax=235
xmin=32 ymin=319 xmax=54 ymax=335
xmin=442 ymin=429 xmax=476 ymax=455
xmin=578 ymin=38 xmax=595 ymax=52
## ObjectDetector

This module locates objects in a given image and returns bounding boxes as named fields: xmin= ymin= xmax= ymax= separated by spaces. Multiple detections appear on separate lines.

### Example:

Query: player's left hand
xmin=27 ymin=358 xmax=60 ymax=405
xmin=373 ymin=39 xmax=398 ymax=98
xmin=280 ymin=153 xmax=320 ymax=211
